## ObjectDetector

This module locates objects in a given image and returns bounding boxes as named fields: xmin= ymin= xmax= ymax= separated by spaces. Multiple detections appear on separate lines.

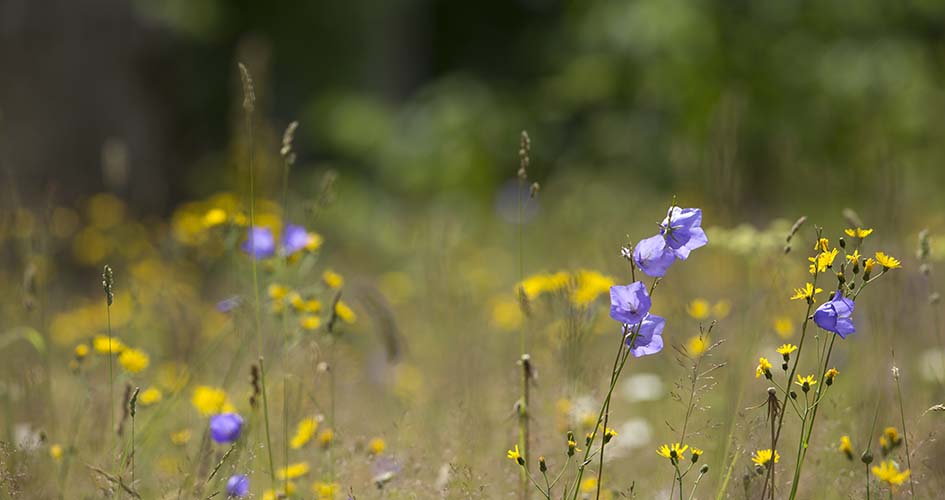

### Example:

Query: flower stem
xmin=892 ymin=362 xmax=916 ymax=497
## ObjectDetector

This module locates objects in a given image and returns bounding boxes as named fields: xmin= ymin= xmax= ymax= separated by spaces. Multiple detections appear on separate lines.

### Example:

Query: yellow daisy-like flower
xmin=507 ymin=444 xmax=524 ymax=463
xmin=317 ymin=429 xmax=334 ymax=447
xmin=305 ymin=232 xmax=324 ymax=252
xmin=872 ymin=460 xmax=910 ymax=486
xmin=794 ymin=374 xmax=817 ymax=388
xmin=322 ymin=270 xmax=344 ymax=289
xmin=844 ymin=227 xmax=873 ymax=239
xmin=686 ymin=335 xmax=709 ymax=357
xmin=191 ymin=385 xmax=231 ymax=416
xmin=118 ymin=348 xmax=150 ymax=373
xmin=312 ymin=482 xmax=339 ymax=500
xmin=776 ymin=344 xmax=798 ymax=356
xmin=690 ymin=448 xmax=703 ymax=461
xmin=809 ymin=248 xmax=839 ymax=275
xmin=875 ymin=252 xmax=901 ymax=270
xmin=579 ymin=477 xmax=598 ymax=493
xmin=752 ymin=449 xmax=780 ymax=467
xmin=773 ymin=316 xmax=794 ymax=339
xmin=262 ymin=483 xmax=297 ymax=500
xmin=686 ymin=299 xmax=711 ymax=320
xmin=74 ymin=343 xmax=90 ymax=359
xmin=790 ymin=283 xmax=823 ymax=301
xmin=290 ymin=417 xmax=319 ymax=449
xmin=267 ymin=283 xmax=289 ymax=301
xmin=138 ymin=387 xmax=163 ymax=406
xmin=276 ymin=461 xmax=310 ymax=480
xmin=170 ymin=429 xmax=192 ymax=445
xmin=825 ymin=368 xmax=839 ymax=383
xmin=368 ymin=437 xmax=386 ymax=455
xmin=845 ymin=249 xmax=861 ymax=265
xmin=300 ymin=315 xmax=322 ymax=331
xmin=814 ymin=238 xmax=830 ymax=252
xmin=656 ymin=442 xmax=688 ymax=460
xmin=49 ymin=444 xmax=63 ymax=461
xmin=301 ymin=299 xmax=322 ymax=314
xmin=882 ymin=427 xmax=901 ymax=447
xmin=864 ymin=258 xmax=876 ymax=274
xmin=334 ymin=301 xmax=356 ymax=324
xmin=839 ymin=435 xmax=853 ymax=459
xmin=755 ymin=357 xmax=773 ymax=379
xmin=93 ymin=335 xmax=125 ymax=354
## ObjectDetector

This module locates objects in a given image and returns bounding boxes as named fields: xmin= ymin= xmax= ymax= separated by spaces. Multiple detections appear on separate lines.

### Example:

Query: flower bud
xmin=839 ymin=237 xmax=846 ymax=248
xmin=700 ymin=464 xmax=709 ymax=474
xmin=861 ymin=449 xmax=873 ymax=465
xmin=539 ymin=456 xmax=547 ymax=473
xmin=790 ymin=391 xmax=797 ymax=400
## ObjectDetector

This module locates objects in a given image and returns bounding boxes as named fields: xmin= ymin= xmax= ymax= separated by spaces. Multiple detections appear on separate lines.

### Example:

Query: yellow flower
xmin=323 ymin=270 xmax=344 ymax=289
xmin=305 ymin=232 xmax=324 ymax=252
xmin=571 ymin=269 xmax=616 ymax=307
xmin=580 ymin=477 xmax=598 ymax=492
xmin=300 ymin=315 xmax=322 ymax=331
xmin=263 ymin=483 xmax=297 ymax=500
xmin=656 ymin=442 xmax=688 ymax=460
xmin=368 ymin=437 xmax=386 ymax=455
xmin=825 ymin=368 xmax=839 ymax=384
xmin=507 ymin=444 xmax=523 ymax=462
xmin=686 ymin=299 xmax=711 ymax=320
xmin=518 ymin=271 xmax=569 ymax=300
xmin=276 ymin=462 xmax=310 ymax=480
xmin=690 ymin=448 xmax=703 ymax=462
xmin=138 ymin=387 xmax=163 ymax=406
xmin=776 ymin=344 xmax=798 ymax=357
xmin=790 ymin=283 xmax=823 ymax=301
xmin=751 ymin=449 xmax=780 ymax=467
xmin=93 ymin=335 xmax=125 ymax=354
xmin=312 ymin=482 xmax=339 ymax=500
xmin=490 ymin=296 xmax=523 ymax=331
xmin=170 ymin=429 xmax=192 ymax=446
xmin=864 ymin=258 xmax=876 ymax=274
xmin=846 ymin=249 xmax=861 ymax=265
xmin=191 ymin=385 xmax=232 ymax=416
xmin=712 ymin=300 xmax=732 ymax=319
xmin=881 ymin=427 xmax=901 ymax=449
xmin=74 ymin=343 xmax=90 ymax=359
xmin=755 ymin=357 xmax=773 ymax=379
xmin=773 ymin=316 xmax=794 ymax=339
xmin=686 ymin=335 xmax=709 ymax=357
xmin=49 ymin=444 xmax=63 ymax=461
xmin=814 ymin=238 xmax=830 ymax=252
xmin=809 ymin=248 xmax=839 ymax=274
xmin=872 ymin=460 xmax=910 ymax=486
xmin=301 ymin=299 xmax=322 ymax=313
xmin=839 ymin=435 xmax=853 ymax=459
xmin=290 ymin=417 xmax=319 ymax=449
xmin=202 ymin=208 xmax=227 ymax=228
xmin=118 ymin=348 xmax=150 ymax=373
xmin=268 ymin=283 xmax=289 ymax=301
xmin=794 ymin=374 xmax=817 ymax=389
xmin=334 ymin=301 xmax=356 ymax=324
xmin=844 ymin=227 xmax=873 ymax=239
xmin=318 ymin=429 xmax=334 ymax=447
xmin=603 ymin=427 xmax=618 ymax=442
xmin=875 ymin=252 xmax=901 ymax=270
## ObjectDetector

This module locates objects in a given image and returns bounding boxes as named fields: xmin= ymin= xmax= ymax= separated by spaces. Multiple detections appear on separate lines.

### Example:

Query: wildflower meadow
xmin=4 ymin=2 xmax=945 ymax=499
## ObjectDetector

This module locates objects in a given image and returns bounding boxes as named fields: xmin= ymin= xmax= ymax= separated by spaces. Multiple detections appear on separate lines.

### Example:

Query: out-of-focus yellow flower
xmin=305 ymin=233 xmax=324 ymax=252
xmin=202 ymin=208 xmax=227 ymax=228
xmin=74 ymin=343 xmax=90 ymax=359
xmin=300 ymin=315 xmax=322 ymax=331
xmin=301 ymin=299 xmax=322 ymax=313
xmin=323 ymin=270 xmax=344 ymax=289
xmin=119 ymin=348 xmax=149 ymax=373
xmin=171 ymin=429 xmax=192 ymax=445
xmin=290 ymin=417 xmax=319 ymax=449
xmin=580 ymin=477 xmax=598 ymax=492
xmin=518 ymin=271 xmax=570 ymax=300
xmin=872 ymin=460 xmax=910 ymax=486
xmin=318 ymin=429 xmax=334 ymax=447
xmin=875 ymin=252 xmax=901 ymax=270
xmin=191 ymin=385 xmax=233 ymax=415
xmin=839 ymin=435 xmax=853 ymax=459
xmin=49 ymin=444 xmax=63 ymax=461
xmin=263 ymin=483 xmax=297 ymax=500
xmin=686 ymin=335 xmax=709 ymax=356
xmin=773 ymin=316 xmax=794 ymax=338
xmin=572 ymin=269 xmax=615 ymax=306
xmin=844 ymin=227 xmax=873 ymax=239
xmin=157 ymin=362 xmax=190 ymax=392
xmin=368 ymin=437 xmax=386 ymax=455
xmin=686 ymin=299 xmax=711 ymax=320
xmin=713 ymin=300 xmax=731 ymax=319
xmin=268 ymin=284 xmax=289 ymax=301
xmin=93 ymin=335 xmax=125 ymax=354
xmin=335 ymin=301 xmax=356 ymax=324
xmin=139 ymin=387 xmax=163 ymax=406
xmin=276 ymin=462 xmax=310 ymax=480
xmin=312 ymin=481 xmax=339 ymax=500
xmin=490 ymin=296 xmax=523 ymax=331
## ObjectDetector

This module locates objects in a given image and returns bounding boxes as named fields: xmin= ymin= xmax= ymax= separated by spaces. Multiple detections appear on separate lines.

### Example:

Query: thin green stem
xmin=788 ymin=333 xmax=837 ymax=499
xmin=105 ymin=302 xmax=114 ymax=470
xmin=865 ymin=462 xmax=871 ymax=500
xmin=892 ymin=365 xmax=916 ymax=497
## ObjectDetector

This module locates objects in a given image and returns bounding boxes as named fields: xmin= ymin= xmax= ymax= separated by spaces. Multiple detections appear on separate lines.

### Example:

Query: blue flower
xmin=281 ymin=224 xmax=310 ymax=256
xmin=209 ymin=413 xmax=244 ymax=444
xmin=813 ymin=291 xmax=855 ymax=338
xmin=633 ymin=235 xmax=677 ymax=277
xmin=225 ymin=474 xmax=249 ymax=498
xmin=610 ymin=282 xmax=652 ymax=325
xmin=626 ymin=314 xmax=666 ymax=357
xmin=215 ymin=296 xmax=243 ymax=313
xmin=240 ymin=227 xmax=275 ymax=259
xmin=660 ymin=207 xmax=708 ymax=260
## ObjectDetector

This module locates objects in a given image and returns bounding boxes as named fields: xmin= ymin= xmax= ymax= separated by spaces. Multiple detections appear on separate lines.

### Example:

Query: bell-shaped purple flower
xmin=210 ymin=413 xmax=244 ymax=444
xmin=813 ymin=291 xmax=855 ymax=338
xmin=241 ymin=227 xmax=275 ymax=259
xmin=281 ymin=224 xmax=310 ymax=256
xmin=226 ymin=474 xmax=249 ymax=498
xmin=633 ymin=234 xmax=677 ymax=277
xmin=610 ymin=282 xmax=652 ymax=325
xmin=626 ymin=314 xmax=665 ymax=357
xmin=660 ymin=207 xmax=708 ymax=260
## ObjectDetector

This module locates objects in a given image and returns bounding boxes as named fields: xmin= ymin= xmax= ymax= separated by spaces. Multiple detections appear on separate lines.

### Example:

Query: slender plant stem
xmin=595 ymin=333 xmax=626 ymax=499
xmin=788 ymin=333 xmax=837 ymax=499
xmin=892 ymin=363 xmax=916 ymax=497
xmin=105 ymin=300 xmax=114 ymax=470
xmin=865 ymin=462 xmax=871 ymax=500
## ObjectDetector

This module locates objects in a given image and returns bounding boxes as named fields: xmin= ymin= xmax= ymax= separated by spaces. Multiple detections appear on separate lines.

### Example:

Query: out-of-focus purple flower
xmin=210 ymin=413 xmax=244 ymax=444
xmin=610 ymin=282 xmax=651 ymax=325
xmin=660 ymin=207 xmax=708 ymax=260
xmin=372 ymin=455 xmax=402 ymax=488
xmin=813 ymin=291 xmax=855 ymax=338
xmin=215 ymin=296 xmax=243 ymax=313
xmin=626 ymin=314 xmax=665 ymax=357
xmin=241 ymin=227 xmax=275 ymax=259
xmin=225 ymin=474 xmax=249 ymax=498
xmin=633 ymin=235 xmax=677 ymax=277
xmin=281 ymin=224 xmax=310 ymax=256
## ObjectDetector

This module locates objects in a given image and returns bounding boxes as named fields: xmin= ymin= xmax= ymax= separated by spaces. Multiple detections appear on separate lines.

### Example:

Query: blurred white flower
xmin=621 ymin=373 xmax=664 ymax=402
xmin=603 ymin=418 xmax=653 ymax=460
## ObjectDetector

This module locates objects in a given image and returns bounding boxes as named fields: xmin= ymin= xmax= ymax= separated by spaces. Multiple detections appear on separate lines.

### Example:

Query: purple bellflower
xmin=225 ymin=474 xmax=249 ymax=498
xmin=241 ymin=227 xmax=276 ymax=259
xmin=813 ymin=291 xmax=855 ymax=338
xmin=281 ymin=224 xmax=310 ymax=256
xmin=633 ymin=235 xmax=676 ymax=277
xmin=626 ymin=314 xmax=666 ymax=357
xmin=609 ymin=282 xmax=652 ymax=325
xmin=660 ymin=207 xmax=708 ymax=260
xmin=209 ymin=413 xmax=244 ymax=444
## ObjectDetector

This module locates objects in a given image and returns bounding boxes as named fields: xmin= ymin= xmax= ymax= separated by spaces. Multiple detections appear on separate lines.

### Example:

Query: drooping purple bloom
xmin=225 ymin=474 xmax=249 ymax=498
xmin=660 ymin=207 xmax=708 ymax=260
xmin=813 ymin=291 xmax=855 ymax=338
xmin=210 ymin=413 xmax=244 ymax=444
xmin=633 ymin=234 xmax=677 ymax=277
xmin=626 ymin=314 xmax=665 ymax=357
xmin=281 ymin=224 xmax=310 ymax=256
xmin=609 ymin=282 xmax=652 ymax=325
xmin=241 ymin=227 xmax=276 ymax=259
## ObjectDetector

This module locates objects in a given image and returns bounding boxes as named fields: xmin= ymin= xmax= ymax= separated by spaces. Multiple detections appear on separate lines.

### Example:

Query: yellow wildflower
xmin=301 ymin=299 xmax=322 ymax=313
xmin=138 ymin=387 xmax=163 ymax=406
xmin=712 ymin=300 xmax=732 ymax=319
xmin=690 ymin=448 xmax=703 ymax=462
xmin=752 ymin=449 xmax=780 ymax=467
xmin=794 ymin=374 xmax=817 ymax=391
xmin=864 ymin=258 xmax=876 ymax=274
xmin=844 ymin=227 xmax=873 ymax=239
xmin=276 ymin=462 xmax=310 ymax=480
xmin=814 ymin=238 xmax=830 ymax=252
xmin=202 ymin=208 xmax=227 ymax=228
xmin=171 ymin=429 xmax=192 ymax=445
xmin=305 ymin=232 xmax=324 ymax=251
xmin=93 ymin=335 xmax=125 ymax=354
xmin=872 ymin=460 xmax=910 ymax=486
xmin=118 ymin=348 xmax=150 ymax=373
xmin=368 ymin=437 xmax=386 ymax=455
xmin=825 ymin=368 xmax=839 ymax=385
xmin=776 ymin=344 xmax=798 ymax=357
xmin=312 ymin=482 xmax=339 ymax=500
xmin=318 ymin=429 xmax=334 ymax=447
xmin=300 ymin=315 xmax=322 ymax=331
xmin=839 ymin=435 xmax=853 ymax=459
xmin=580 ymin=477 xmax=598 ymax=492
xmin=656 ymin=442 xmax=688 ymax=460
xmin=334 ymin=301 xmax=356 ymax=324
xmin=809 ymin=248 xmax=839 ymax=274
xmin=846 ymin=249 xmax=861 ymax=265
xmin=755 ymin=357 xmax=773 ymax=379
xmin=49 ymin=444 xmax=63 ymax=461
xmin=323 ymin=270 xmax=344 ymax=289
xmin=790 ymin=283 xmax=823 ymax=301
xmin=773 ymin=316 xmax=794 ymax=338
xmin=74 ymin=343 xmax=90 ymax=359
xmin=572 ymin=269 xmax=615 ymax=306
xmin=268 ymin=284 xmax=289 ymax=301
xmin=290 ymin=417 xmax=319 ymax=449
xmin=875 ymin=252 xmax=901 ymax=270
xmin=686 ymin=299 xmax=711 ymax=320
xmin=507 ymin=444 xmax=524 ymax=464
xmin=686 ymin=335 xmax=709 ymax=356
xmin=191 ymin=385 xmax=231 ymax=415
